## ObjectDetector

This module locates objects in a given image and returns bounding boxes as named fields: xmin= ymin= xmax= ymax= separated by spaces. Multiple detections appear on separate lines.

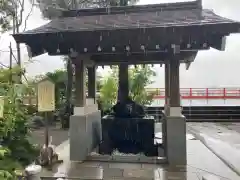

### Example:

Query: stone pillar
xmin=70 ymin=58 xmax=102 ymax=162
xmin=87 ymin=66 xmax=96 ymax=100
xmin=74 ymin=59 xmax=86 ymax=108
xmin=164 ymin=50 xmax=186 ymax=165
xmin=118 ymin=64 xmax=129 ymax=102
xmin=70 ymin=59 xmax=87 ymax=161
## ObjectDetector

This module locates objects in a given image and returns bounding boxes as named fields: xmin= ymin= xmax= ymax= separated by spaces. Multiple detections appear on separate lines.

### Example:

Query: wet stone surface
xmin=41 ymin=161 xmax=202 ymax=180
xmin=38 ymin=122 xmax=240 ymax=180
xmin=187 ymin=122 xmax=240 ymax=179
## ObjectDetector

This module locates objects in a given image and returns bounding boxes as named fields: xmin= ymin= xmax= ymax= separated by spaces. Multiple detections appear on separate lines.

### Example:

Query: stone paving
xmin=187 ymin=123 xmax=240 ymax=149
xmin=30 ymin=123 xmax=68 ymax=147
xmin=223 ymin=123 xmax=240 ymax=134
xmin=38 ymin=123 xmax=240 ymax=180
xmin=187 ymin=122 xmax=240 ymax=177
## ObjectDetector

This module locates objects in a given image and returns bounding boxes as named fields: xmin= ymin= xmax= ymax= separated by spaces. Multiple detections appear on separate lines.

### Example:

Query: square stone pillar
xmin=70 ymin=58 xmax=102 ymax=161
xmin=164 ymin=49 xmax=187 ymax=166
xmin=165 ymin=115 xmax=186 ymax=165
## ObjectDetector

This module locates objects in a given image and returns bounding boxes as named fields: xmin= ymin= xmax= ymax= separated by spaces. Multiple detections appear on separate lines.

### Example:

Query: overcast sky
xmin=0 ymin=0 xmax=240 ymax=88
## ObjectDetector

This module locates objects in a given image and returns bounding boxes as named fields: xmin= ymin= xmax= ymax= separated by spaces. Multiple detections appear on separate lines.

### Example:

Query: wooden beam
xmin=92 ymin=51 xmax=198 ymax=65
xmin=42 ymin=28 xmax=211 ymax=56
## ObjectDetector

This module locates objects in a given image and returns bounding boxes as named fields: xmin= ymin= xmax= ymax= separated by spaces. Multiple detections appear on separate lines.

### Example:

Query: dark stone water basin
xmin=100 ymin=115 xmax=157 ymax=156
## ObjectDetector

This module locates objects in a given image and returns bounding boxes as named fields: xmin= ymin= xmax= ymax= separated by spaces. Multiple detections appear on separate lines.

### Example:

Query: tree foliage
xmin=99 ymin=71 xmax=118 ymax=111
xmin=0 ymin=66 xmax=24 ymax=83
xmin=0 ymin=0 xmax=14 ymax=32
xmin=129 ymin=65 xmax=156 ymax=105
xmin=0 ymin=0 xmax=32 ymax=32
xmin=0 ymin=68 xmax=39 ymax=179
xmin=35 ymin=0 xmax=138 ymax=19
xmin=45 ymin=69 xmax=67 ymax=107
xmin=99 ymin=65 xmax=156 ymax=111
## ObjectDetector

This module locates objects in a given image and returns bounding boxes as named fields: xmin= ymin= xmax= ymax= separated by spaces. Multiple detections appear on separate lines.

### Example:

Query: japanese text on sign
xmin=37 ymin=80 xmax=55 ymax=112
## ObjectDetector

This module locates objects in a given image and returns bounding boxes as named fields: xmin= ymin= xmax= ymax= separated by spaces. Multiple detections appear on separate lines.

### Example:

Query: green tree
xmin=0 ymin=66 xmax=25 ymax=83
xmin=0 ymin=68 xmax=39 ymax=179
xmin=0 ymin=0 xmax=34 ymax=82
xmin=45 ymin=69 xmax=67 ymax=108
xmin=0 ymin=0 xmax=14 ymax=32
xmin=34 ymin=0 xmax=138 ymax=19
xmin=129 ymin=65 xmax=156 ymax=105
xmin=99 ymin=65 xmax=156 ymax=111
xmin=0 ymin=146 xmax=21 ymax=180
xmin=0 ymin=66 xmax=32 ymax=98
xmin=99 ymin=71 xmax=118 ymax=111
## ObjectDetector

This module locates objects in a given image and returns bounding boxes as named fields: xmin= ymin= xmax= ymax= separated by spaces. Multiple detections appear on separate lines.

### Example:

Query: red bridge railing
xmin=146 ymin=88 xmax=240 ymax=99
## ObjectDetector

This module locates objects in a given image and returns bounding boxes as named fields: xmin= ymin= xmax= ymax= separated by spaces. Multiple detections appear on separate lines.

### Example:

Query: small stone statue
xmin=35 ymin=136 xmax=63 ymax=169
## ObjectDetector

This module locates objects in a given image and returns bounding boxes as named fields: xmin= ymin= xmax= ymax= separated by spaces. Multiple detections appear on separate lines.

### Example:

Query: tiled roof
xmin=19 ymin=1 xmax=238 ymax=35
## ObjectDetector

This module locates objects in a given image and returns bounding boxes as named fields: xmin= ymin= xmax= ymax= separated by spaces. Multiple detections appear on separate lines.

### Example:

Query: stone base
xmin=74 ymin=105 xmax=98 ymax=115
xmin=86 ymin=154 xmax=167 ymax=164
xmin=70 ymin=110 xmax=102 ymax=161
xmin=164 ymin=115 xmax=186 ymax=165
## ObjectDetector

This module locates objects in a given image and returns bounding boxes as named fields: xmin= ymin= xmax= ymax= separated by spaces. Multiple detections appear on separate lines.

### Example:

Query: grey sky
xmin=0 ymin=0 xmax=240 ymax=88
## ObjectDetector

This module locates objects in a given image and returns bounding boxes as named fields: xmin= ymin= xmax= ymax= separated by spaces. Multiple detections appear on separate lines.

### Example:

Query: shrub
xmin=0 ymin=86 xmax=39 ymax=179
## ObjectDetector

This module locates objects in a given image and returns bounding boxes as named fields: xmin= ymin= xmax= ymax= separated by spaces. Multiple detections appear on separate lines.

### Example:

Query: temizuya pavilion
xmin=13 ymin=0 xmax=240 ymax=165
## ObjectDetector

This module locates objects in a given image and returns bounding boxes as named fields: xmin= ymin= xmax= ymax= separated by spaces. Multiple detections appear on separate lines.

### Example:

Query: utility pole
xmin=9 ymin=43 xmax=13 ymax=84
xmin=15 ymin=15 xmax=22 ymax=83
xmin=16 ymin=16 xmax=21 ymax=65
xmin=12 ymin=5 xmax=22 ymax=83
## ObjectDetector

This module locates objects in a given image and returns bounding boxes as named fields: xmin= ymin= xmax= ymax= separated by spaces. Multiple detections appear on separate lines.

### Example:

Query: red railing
xmin=146 ymin=88 xmax=240 ymax=99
